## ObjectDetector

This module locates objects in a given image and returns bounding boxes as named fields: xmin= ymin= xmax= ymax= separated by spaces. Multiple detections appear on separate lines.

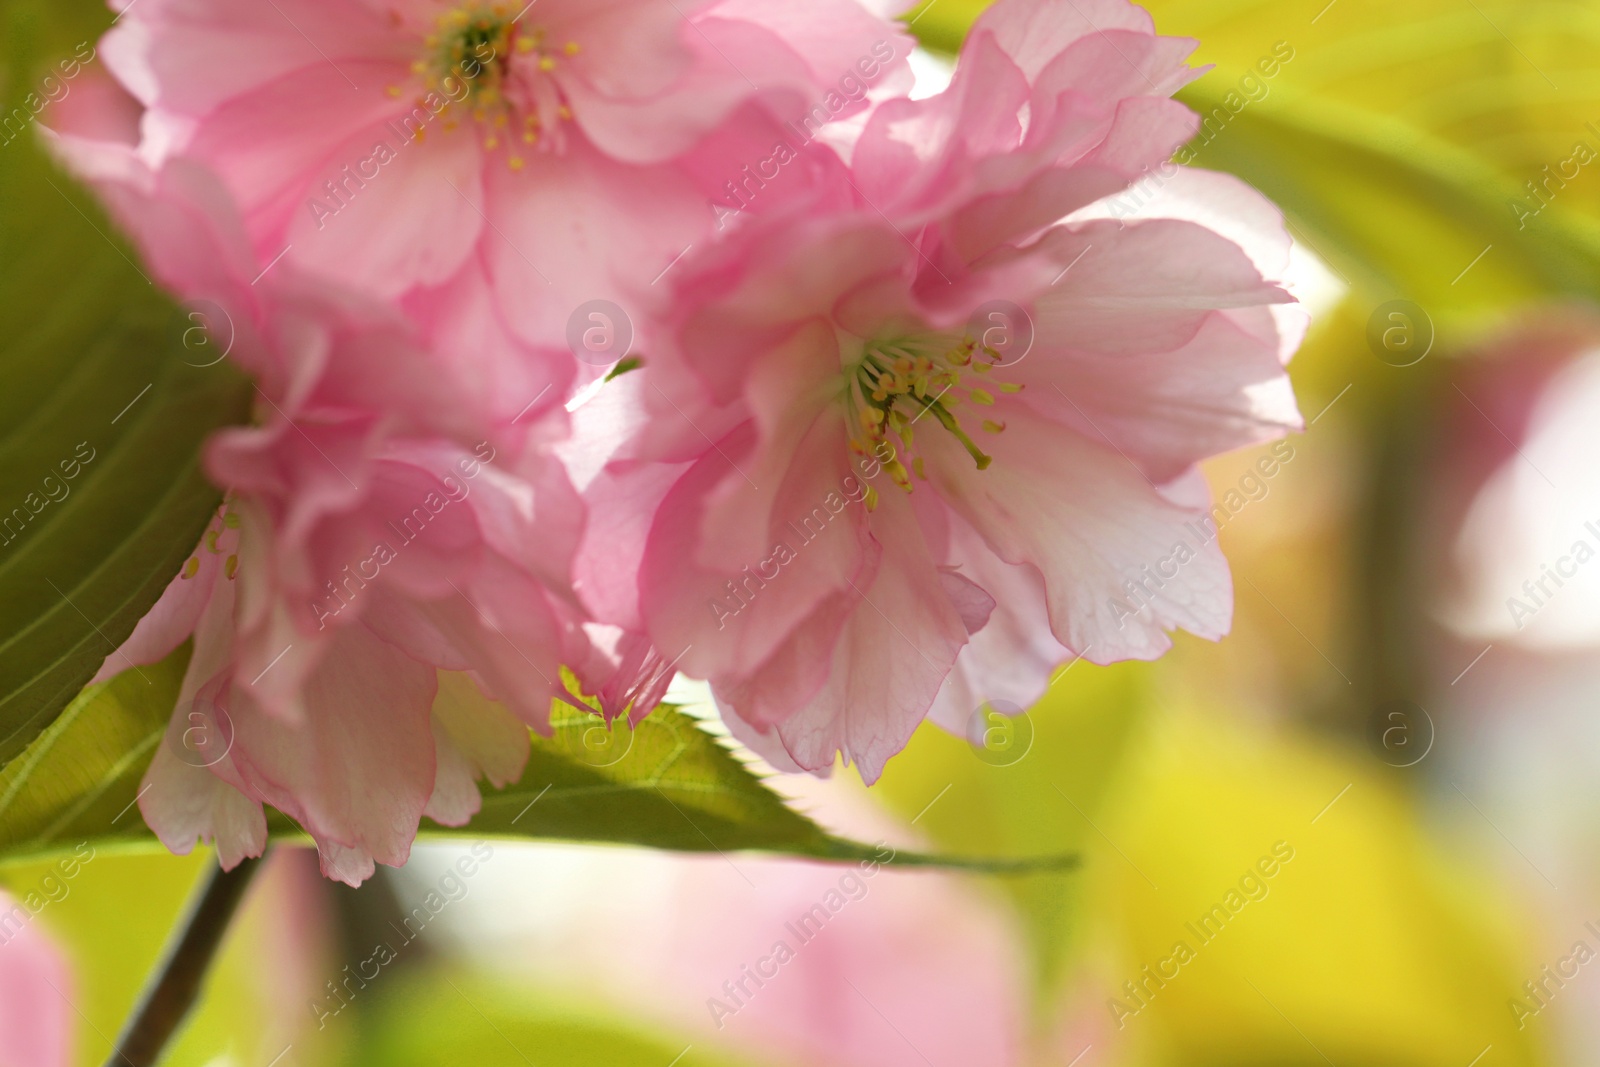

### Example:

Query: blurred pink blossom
xmin=53 ymin=138 xmax=586 ymax=886
xmin=0 ymin=889 xmax=73 ymax=1067
xmin=99 ymin=0 xmax=915 ymax=408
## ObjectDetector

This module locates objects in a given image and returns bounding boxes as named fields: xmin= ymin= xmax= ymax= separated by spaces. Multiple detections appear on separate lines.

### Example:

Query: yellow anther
xmin=485 ymin=136 xmax=499 ymax=149
xmin=386 ymin=85 xmax=403 ymax=98
xmin=558 ymin=104 xmax=573 ymax=119
xmin=998 ymin=382 xmax=1024 ymax=393
xmin=517 ymin=37 xmax=535 ymax=53
xmin=509 ymin=155 xmax=525 ymax=170
xmin=181 ymin=557 xmax=200 ymax=580
xmin=225 ymin=554 xmax=239 ymax=580
xmin=982 ymin=419 xmax=1006 ymax=434
xmin=970 ymin=388 xmax=995 ymax=406
xmin=539 ymin=56 xmax=557 ymax=71
xmin=564 ymin=41 xmax=581 ymax=55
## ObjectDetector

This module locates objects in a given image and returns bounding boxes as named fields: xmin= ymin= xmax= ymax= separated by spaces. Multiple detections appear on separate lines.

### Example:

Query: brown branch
xmin=105 ymin=852 xmax=268 ymax=1067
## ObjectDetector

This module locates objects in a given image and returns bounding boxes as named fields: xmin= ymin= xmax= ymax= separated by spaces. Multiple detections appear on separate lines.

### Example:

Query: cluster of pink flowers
xmin=54 ymin=0 xmax=1304 ymax=883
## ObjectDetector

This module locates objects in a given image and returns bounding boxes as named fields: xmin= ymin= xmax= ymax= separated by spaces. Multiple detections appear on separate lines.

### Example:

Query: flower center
xmin=388 ymin=3 xmax=582 ymax=171
xmin=844 ymin=331 xmax=1022 ymax=501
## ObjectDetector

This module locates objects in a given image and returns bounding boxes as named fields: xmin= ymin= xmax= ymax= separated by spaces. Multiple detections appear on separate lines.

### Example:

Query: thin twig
xmin=105 ymin=853 xmax=269 ymax=1066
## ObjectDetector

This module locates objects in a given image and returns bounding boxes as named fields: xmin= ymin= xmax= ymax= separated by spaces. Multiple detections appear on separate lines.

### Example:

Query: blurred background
xmin=11 ymin=0 xmax=1600 ymax=1064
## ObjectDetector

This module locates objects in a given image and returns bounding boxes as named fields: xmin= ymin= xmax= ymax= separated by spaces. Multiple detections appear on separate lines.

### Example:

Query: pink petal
xmin=717 ymin=490 xmax=970 ymax=781
xmin=640 ymin=417 xmax=875 ymax=690
xmin=103 ymin=0 xmax=410 ymax=117
xmin=225 ymin=625 xmax=438 ymax=881
xmin=926 ymin=515 xmax=1071 ymax=737
xmin=973 ymin=0 xmax=1160 ymax=82
xmin=286 ymin=125 xmax=487 ymax=299
xmin=484 ymin=141 xmax=706 ymax=350
xmin=921 ymin=403 xmax=1233 ymax=663
xmin=424 ymin=672 xmax=531 ymax=826
xmin=140 ymin=743 xmax=271 ymax=870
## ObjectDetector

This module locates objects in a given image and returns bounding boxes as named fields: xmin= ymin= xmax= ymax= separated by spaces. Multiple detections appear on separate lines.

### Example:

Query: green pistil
xmin=920 ymin=394 xmax=992 ymax=470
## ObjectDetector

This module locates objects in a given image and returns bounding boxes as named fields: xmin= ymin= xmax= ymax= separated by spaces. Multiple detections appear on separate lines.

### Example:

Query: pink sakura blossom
xmin=100 ymin=0 xmax=915 ymax=411
xmin=576 ymin=0 xmax=1306 ymax=779
xmin=50 ymin=0 xmax=1310 ymax=876
xmin=55 ymin=131 xmax=586 ymax=886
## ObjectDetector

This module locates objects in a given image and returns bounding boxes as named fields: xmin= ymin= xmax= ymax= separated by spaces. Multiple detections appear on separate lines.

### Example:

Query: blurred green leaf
xmin=353 ymin=972 xmax=757 ymax=1067
xmin=0 ymin=653 xmax=1076 ymax=871
xmin=908 ymin=0 xmax=1600 ymax=328
xmin=0 ymin=2 xmax=253 ymax=765
xmin=873 ymin=658 xmax=1151 ymax=1001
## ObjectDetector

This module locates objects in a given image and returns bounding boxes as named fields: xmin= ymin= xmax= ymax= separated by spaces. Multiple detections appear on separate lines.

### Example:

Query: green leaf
xmin=0 ymin=652 xmax=1077 ymax=872
xmin=353 ymin=972 xmax=759 ymax=1067
xmin=0 ymin=645 xmax=189 ymax=862
xmin=0 ymin=8 xmax=253 ymax=764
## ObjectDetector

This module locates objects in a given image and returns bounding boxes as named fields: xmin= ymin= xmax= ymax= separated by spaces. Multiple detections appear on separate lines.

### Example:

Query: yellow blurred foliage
xmin=1083 ymin=708 xmax=1543 ymax=1067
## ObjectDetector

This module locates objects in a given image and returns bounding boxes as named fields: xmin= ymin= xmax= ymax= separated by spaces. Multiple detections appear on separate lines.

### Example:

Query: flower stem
xmin=105 ymin=852 xmax=268 ymax=1067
